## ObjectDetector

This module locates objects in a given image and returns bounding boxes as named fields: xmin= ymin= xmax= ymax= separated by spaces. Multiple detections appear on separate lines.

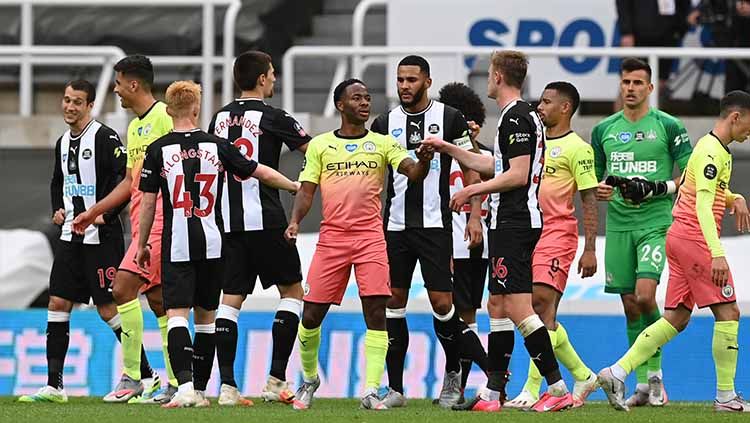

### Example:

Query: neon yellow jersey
xmin=540 ymin=131 xmax=598 ymax=227
xmin=125 ymin=101 xmax=173 ymax=235
xmin=671 ymin=133 xmax=734 ymax=257
xmin=299 ymin=130 xmax=409 ymax=237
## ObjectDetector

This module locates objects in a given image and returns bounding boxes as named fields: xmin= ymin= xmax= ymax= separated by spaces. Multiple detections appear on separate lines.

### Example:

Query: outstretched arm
xmin=284 ymin=181 xmax=317 ymax=242
xmin=421 ymin=137 xmax=494 ymax=176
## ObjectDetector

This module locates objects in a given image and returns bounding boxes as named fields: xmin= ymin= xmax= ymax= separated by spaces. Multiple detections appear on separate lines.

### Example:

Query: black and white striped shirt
xmin=50 ymin=119 xmax=127 ymax=244
xmin=139 ymin=130 xmax=258 ymax=262
xmin=451 ymin=147 xmax=491 ymax=259
xmin=489 ymin=99 xmax=545 ymax=230
xmin=208 ymin=98 xmax=310 ymax=232
xmin=371 ymin=100 xmax=470 ymax=231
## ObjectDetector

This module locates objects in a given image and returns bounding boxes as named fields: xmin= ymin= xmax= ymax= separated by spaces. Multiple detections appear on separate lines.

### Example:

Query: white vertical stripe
xmin=198 ymin=142 xmax=222 ymax=259
xmin=421 ymin=102 xmax=444 ymax=228
xmin=240 ymin=110 xmax=263 ymax=230
xmin=214 ymin=111 xmax=232 ymax=231
xmin=60 ymin=132 xmax=73 ymax=242
xmin=386 ymin=111 xmax=408 ymax=231
xmin=163 ymin=144 xmax=189 ymax=261
xmin=450 ymin=154 xmax=490 ymax=259
xmin=527 ymin=111 xmax=544 ymax=229
xmin=79 ymin=121 xmax=101 ymax=244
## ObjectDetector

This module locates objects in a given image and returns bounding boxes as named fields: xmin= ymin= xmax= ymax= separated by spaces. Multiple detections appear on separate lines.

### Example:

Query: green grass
xmin=1 ymin=397 xmax=747 ymax=423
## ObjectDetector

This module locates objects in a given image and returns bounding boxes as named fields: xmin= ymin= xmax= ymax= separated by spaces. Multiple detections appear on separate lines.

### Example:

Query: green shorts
xmin=604 ymin=225 xmax=668 ymax=294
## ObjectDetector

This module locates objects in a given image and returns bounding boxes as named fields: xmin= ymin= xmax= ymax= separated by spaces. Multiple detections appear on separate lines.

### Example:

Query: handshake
xmin=604 ymin=175 xmax=674 ymax=205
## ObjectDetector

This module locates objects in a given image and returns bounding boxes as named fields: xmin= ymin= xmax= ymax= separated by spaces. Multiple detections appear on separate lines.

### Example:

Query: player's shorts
xmin=162 ymin=258 xmax=223 ymax=311
xmin=120 ymin=230 xmax=162 ymax=293
xmin=452 ymin=258 xmax=487 ymax=311
xmin=532 ymin=230 xmax=578 ymax=294
xmin=49 ymin=236 xmax=124 ymax=305
xmin=487 ymin=227 xmax=542 ymax=295
xmin=304 ymin=235 xmax=391 ymax=305
xmin=222 ymin=229 xmax=302 ymax=295
xmin=604 ymin=225 xmax=668 ymax=294
xmin=665 ymin=230 xmax=736 ymax=310
xmin=386 ymin=229 xmax=452 ymax=292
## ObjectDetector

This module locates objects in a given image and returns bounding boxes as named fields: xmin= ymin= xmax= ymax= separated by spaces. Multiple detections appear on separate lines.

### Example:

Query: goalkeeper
xmin=591 ymin=58 xmax=692 ymax=407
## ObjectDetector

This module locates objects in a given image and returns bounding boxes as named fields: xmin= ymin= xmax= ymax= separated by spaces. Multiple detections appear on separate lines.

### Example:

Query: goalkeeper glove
xmin=605 ymin=175 xmax=676 ymax=204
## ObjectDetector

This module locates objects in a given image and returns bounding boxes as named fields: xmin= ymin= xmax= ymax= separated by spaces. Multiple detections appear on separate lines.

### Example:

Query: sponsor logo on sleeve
xmin=704 ymin=164 xmax=718 ymax=180
xmin=509 ymin=132 xmax=530 ymax=145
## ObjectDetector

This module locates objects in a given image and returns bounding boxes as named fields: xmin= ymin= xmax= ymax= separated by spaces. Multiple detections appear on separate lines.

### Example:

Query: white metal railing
xmin=0 ymin=46 xmax=127 ymax=118
xmin=0 ymin=0 xmax=241 ymax=130
xmin=282 ymin=46 xmax=750 ymax=116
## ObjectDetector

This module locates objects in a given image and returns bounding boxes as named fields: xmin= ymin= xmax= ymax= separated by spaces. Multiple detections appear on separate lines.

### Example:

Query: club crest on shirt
xmin=345 ymin=143 xmax=358 ymax=152
xmin=391 ymin=128 xmax=403 ymax=138
xmin=137 ymin=123 xmax=152 ymax=137
xmin=409 ymin=132 xmax=422 ymax=145
xmin=646 ymin=129 xmax=657 ymax=140
xmin=363 ymin=141 xmax=376 ymax=152
xmin=550 ymin=146 xmax=562 ymax=158
xmin=617 ymin=132 xmax=632 ymax=143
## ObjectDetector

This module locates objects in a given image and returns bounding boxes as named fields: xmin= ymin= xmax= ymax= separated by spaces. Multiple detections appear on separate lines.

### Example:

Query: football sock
xmin=215 ymin=304 xmax=240 ymax=387
xmin=626 ymin=318 xmax=647 ymax=384
xmin=117 ymin=299 xmax=144 ymax=380
xmin=433 ymin=305 xmax=461 ymax=373
xmin=364 ymin=329 xmax=389 ymax=390
xmin=271 ymin=298 xmax=302 ymax=381
xmin=157 ymin=315 xmax=177 ymax=387
xmin=522 ymin=328 xmax=556 ymax=397
xmin=166 ymin=317 xmax=193 ymax=386
xmin=192 ymin=323 xmax=215 ymax=391
xmin=108 ymin=314 xmax=154 ymax=379
xmin=616 ymin=318 xmax=677 ymax=376
xmin=298 ymin=323 xmax=321 ymax=382
xmin=486 ymin=318 xmax=514 ymax=393
xmin=554 ymin=323 xmax=592 ymax=381
xmin=713 ymin=320 xmax=739 ymax=394
xmin=47 ymin=311 xmax=70 ymax=389
xmin=385 ymin=308 xmax=408 ymax=393
xmin=642 ymin=308 xmax=663 ymax=375
xmin=519 ymin=315 xmax=563 ymax=387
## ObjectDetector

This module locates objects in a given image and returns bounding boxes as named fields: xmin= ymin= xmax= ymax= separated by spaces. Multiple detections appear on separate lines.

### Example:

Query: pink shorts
xmin=665 ymin=230 xmax=736 ymax=310
xmin=119 ymin=231 xmax=162 ymax=293
xmin=531 ymin=231 xmax=577 ymax=294
xmin=304 ymin=236 xmax=391 ymax=305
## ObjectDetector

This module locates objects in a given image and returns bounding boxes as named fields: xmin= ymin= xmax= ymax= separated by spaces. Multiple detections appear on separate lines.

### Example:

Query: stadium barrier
xmin=2 ymin=309 xmax=750 ymax=401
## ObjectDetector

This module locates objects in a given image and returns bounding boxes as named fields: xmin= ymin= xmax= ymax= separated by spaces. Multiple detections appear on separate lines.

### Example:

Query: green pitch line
xmin=0 ymin=397 xmax=744 ymax=423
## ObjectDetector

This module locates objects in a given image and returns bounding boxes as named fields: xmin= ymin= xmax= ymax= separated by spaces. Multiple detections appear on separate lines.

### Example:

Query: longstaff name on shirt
xmin=212 ymin=114 xmax=263 ymax=137
xmin=156 ymin=147 xmax=224 ymax=178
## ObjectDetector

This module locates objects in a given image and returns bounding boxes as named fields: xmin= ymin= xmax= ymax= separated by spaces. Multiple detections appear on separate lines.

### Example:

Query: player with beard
xmin=371 ymin=56 xmax=484 ymax=409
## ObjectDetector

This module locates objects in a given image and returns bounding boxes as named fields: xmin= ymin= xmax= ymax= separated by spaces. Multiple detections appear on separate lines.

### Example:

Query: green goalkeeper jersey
xmin=592 ymin=108 xmax=693 ymax=231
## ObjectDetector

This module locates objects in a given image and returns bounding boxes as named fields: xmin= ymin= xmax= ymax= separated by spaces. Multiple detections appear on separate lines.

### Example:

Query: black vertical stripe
xmin=226 ymin=121 xmax=245 ymax=231
xmin=439 ymin=152 xmax=452 ymax=229
xmin=258 ymin=114 xmax=286 ymax=228
xmin=404 ymin=113 xmax=425 ymax=228
xmin=68 ymin=139 xmax=85 ymax=243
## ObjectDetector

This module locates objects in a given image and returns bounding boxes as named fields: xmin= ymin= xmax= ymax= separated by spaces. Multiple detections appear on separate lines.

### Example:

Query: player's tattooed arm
xmin=135 ymin=192 xmax=157 ymax=273
xmin=285 ymin=181 xmax=317 ymax=243
xmin=578 ymin=187 xmax=598 ymax=278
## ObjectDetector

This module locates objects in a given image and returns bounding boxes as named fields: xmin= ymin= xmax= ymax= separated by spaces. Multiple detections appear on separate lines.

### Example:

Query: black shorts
xmin=488 ymin=227 xmax=542 ymax=295
xmin=222 ymin=229 xmax=303 ymax=295
xmin=386 ymin=228 xmax=453 ymax=292
xmin=49 ymin=237 xmax=124 ymax=305
xmin=162 ymin=258 xmax=223 ymax=311
xmin=452 ymin=258 xmax=487 ymax=311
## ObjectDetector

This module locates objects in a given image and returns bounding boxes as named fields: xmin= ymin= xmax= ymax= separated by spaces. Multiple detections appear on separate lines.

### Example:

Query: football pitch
xmin=1 ymin=397 xmax=747 ymax=423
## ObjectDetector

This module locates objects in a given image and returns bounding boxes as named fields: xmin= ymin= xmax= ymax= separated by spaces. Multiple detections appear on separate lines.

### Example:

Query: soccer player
xmin=437 ymin=82 xmax=490 ymax=396
xmin=505 ymin=81 xmax=599 ymax=409
xmin=18 ymin=80 xmax=153 ymax=403
xmin=284 ymin=79 xmax=433 ymax=410
xmin=370 ymin=56 xmax=484 ymax=408
xmin=422 ymin=50 xmax=573 ymax=413
xmin=135 ymin=80 xmax=300 ymax=408
xmin=207 ymin=51 xmax=311 ymax=406
xmin=591 ymin=58 xmax=693 ymax=407
xmin=597 ymin=90 xmax=750 ymax=412
xmin=72 ymin=55 xmax=177 ymax=403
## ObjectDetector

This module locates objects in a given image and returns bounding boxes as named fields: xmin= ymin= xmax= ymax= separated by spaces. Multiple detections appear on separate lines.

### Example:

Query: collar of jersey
xmin=68 ymin=119 xmax=96 ymax=140
xmin=333 ymin=129 xmax=369 ymax=140
xmin=499 ymin=98 xmax=522 ymax=121
xmin=138 ymin=101 xmax=160 ymax=120
xmin=235 ymin=97 xmax=264 ymax=103
xmin=173 ymin=128 xmax=201 ymax=133
xmin=546 ymin=130 xmax=574 ymax=141
xmin=708 ymin=131 xmax=731 ymax=154
xmin=399 ymin=99 xmax=434 ymax=116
